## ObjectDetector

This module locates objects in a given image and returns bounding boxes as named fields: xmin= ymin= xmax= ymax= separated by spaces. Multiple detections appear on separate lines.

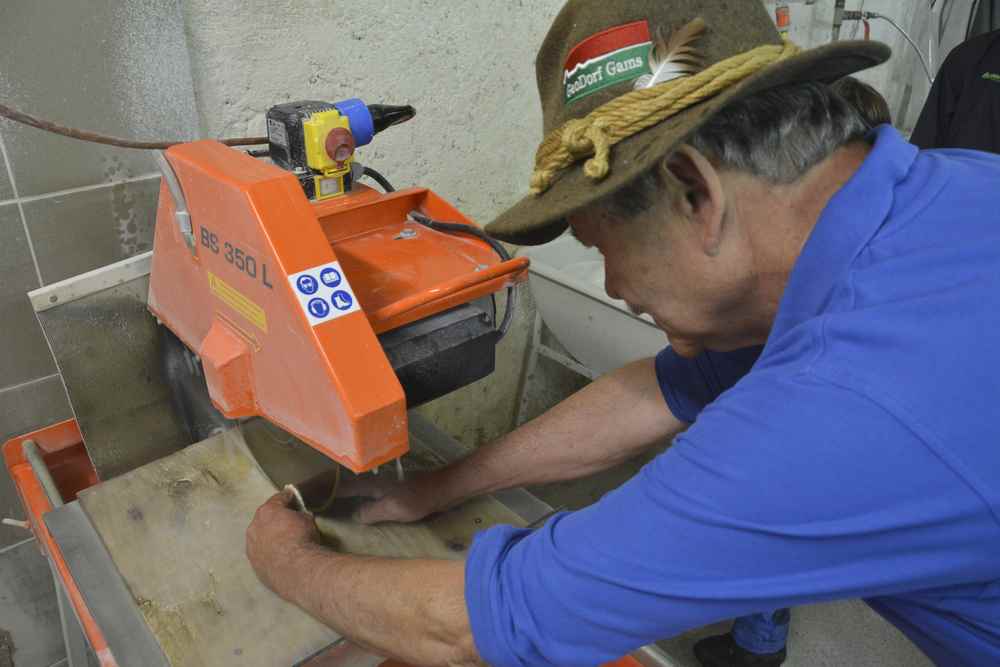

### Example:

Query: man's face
xmin=568 ymin=190 xmax=758 ymax=358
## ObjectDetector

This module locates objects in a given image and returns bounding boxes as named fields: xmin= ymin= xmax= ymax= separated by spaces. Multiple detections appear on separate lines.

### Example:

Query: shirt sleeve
xmin=464 ymin=370 xmax=999 ymax=667
xmin=654 ymin=346 xmax=761 ymax=423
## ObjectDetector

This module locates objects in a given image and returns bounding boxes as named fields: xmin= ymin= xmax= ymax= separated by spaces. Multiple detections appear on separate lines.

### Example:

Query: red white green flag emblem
xmin=563 ymin=21 xmax=654 ymax=105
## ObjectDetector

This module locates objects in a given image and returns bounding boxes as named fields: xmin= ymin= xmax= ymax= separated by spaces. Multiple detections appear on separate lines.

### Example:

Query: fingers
xmin=269 ymin=488 xmax=295 ymax=507
xmin=354 ymin=497 xmax=429 ymax=525
xmin=254 ymin=489 xmax=297 ymax=522
xmin=338 ymin=475 xmax=391 ymax=499
xmin=296 ymin=469 xmax=340 ymax=499
xmin=354 ymin=499 xmax=395 ymax=525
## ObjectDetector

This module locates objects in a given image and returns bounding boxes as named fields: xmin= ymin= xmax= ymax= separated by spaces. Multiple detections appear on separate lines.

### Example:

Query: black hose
xmin=408 ymin=210 xmax=517 ymax=342
xmin=363 ymin=166 xmax=396 ymax=192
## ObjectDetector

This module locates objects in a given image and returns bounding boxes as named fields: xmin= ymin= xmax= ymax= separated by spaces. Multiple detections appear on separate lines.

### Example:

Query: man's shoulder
xmin=901 ymin=141 xmax=1000 ymax=215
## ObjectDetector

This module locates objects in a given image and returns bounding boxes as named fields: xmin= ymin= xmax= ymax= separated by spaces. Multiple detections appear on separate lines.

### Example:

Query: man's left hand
xmin=246 ymin=490 xmax=323 ymax=597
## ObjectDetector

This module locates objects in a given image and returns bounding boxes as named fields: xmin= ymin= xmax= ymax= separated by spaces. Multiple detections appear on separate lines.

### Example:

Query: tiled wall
xmin=0 ymin=537 xmax=66 ymax=667
xmin=0 ymin=0 xmax=199 ymax=550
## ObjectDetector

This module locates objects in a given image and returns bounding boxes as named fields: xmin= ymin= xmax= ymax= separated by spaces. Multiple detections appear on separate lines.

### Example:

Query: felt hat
xmin=485 ymin=0 xmax=890 ymax=245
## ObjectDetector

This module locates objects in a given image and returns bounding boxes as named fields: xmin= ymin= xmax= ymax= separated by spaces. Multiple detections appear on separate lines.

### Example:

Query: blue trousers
xmin=731 ymin=608 xmax=791 ymax=654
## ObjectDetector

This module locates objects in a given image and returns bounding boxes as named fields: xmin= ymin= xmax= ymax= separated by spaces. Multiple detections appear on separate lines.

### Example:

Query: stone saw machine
xmin=149 ymin=98 xmax=529 ymax=472
xmin=1 ymin=96 xmax=664 ymax=667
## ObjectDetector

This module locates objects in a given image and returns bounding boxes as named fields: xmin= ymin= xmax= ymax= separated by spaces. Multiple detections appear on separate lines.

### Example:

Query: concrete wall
xmin=182 ymin=0 xmax=563 ymax=224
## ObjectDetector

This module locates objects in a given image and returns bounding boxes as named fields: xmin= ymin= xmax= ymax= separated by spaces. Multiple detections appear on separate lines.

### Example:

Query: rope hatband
xmin=530 ymin=39 xmax=802 ymax=195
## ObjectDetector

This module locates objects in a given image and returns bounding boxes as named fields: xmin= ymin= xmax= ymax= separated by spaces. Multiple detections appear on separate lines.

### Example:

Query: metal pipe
xmin=23 ymin=439 xmax=65 ymax=508
xmin=832 ymin=0 xmax=848 ymax=41
xmin=843 ymin=10 xmax=935 ymax=84
xmin=872 ymin=12 xmax=936 ymax=84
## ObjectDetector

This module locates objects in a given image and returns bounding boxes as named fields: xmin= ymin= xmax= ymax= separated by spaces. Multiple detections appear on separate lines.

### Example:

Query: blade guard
xmin=148 ymin=142 xmax=406 ymax=471
xmin=148 ymin=141 xmax=528 ymax=472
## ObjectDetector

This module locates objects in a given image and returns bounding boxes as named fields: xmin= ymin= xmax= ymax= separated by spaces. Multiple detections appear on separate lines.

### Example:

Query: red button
xmin=325 ymin=127 xmax=355 ymax=167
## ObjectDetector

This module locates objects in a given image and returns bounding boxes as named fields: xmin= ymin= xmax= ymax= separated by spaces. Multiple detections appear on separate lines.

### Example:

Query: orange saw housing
xmin=148 ymin=141 xmax=528 ymax=472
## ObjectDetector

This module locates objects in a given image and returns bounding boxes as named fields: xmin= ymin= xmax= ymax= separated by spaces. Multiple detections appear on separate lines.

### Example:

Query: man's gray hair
xmin=609 ymin=81 xmax=870 ymax=217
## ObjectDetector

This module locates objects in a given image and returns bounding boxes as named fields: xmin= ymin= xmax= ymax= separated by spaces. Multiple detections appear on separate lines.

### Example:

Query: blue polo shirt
xmin=465 ymin=126 xmax=1000 ymax=667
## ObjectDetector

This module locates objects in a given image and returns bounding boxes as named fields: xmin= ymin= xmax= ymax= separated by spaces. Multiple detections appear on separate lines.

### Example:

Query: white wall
xmin=764 ymin=0 xmax=978 ymax=133
xmin=181 ymin=0 xmax=564 ymax=225
xmin=771 ymin=1 xmax=927 ymax=131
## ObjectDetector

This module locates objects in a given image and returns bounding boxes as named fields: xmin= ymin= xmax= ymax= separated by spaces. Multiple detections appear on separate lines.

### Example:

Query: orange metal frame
xmin=148 ymin=141 xmax=528 ymax=472
xmin=3 ymin=420 xmax=642 ymax=667
xmin=2 ymin=420 xmax=114 ymax=666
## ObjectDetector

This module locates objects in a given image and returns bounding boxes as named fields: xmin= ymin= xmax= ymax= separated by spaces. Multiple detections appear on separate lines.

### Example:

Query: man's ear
xmin=663 ymin=145 xmax=726 ymax=256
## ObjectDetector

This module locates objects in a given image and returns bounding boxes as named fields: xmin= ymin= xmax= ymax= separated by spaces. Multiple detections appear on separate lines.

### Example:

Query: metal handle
xmin=23 ymin=439 xmax=64 ymax=508
xmin=154 ymin=150 xmax=196 ymax=251
xmin=368 ymin=256 xmax=529 ymax=326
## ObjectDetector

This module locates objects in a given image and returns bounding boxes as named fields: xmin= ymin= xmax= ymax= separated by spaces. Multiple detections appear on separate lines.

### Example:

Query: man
xmin=247 ymin=2 xmax=1000 ymax=666
xmin=689 ymin=74 xmax=895 ymax=666
xmin=910 ymin=28 xmax=1000 ymax=152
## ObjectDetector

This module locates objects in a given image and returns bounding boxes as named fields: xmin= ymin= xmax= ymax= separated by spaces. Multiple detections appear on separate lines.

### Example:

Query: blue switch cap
xmin=333 ymin=98 xmax=374 ymax=147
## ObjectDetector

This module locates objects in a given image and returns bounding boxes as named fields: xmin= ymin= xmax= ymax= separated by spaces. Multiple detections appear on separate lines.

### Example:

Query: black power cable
xmin=362 ymin=166 xmax=396 ymax=192
xmin=407 ymin=210 xmax=517 ymax=342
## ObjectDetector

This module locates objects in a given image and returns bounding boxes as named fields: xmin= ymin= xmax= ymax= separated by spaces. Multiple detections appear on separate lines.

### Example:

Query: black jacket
xmin=911 ymin=30 xmax=1000 ymax=153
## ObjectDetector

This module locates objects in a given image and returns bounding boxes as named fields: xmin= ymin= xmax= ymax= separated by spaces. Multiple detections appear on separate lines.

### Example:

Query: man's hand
xmin=338 ymin=473 xmax=443 ymax=524
xmin=246 ymin=488 xmax=483 ymax=667
xmin=246 ymin=490 xmax=322 ymax=597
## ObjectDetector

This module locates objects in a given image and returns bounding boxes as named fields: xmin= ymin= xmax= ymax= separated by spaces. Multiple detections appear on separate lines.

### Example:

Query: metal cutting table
xmin=4 ymin=414 xmax=560 ymax=666
xmin=3 ymin=253 xmax=674 ymax=667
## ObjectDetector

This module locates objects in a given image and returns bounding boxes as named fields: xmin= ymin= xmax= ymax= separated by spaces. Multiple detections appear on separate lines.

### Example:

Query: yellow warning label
xmin=208 ymin=271 xmax=267 ymax=332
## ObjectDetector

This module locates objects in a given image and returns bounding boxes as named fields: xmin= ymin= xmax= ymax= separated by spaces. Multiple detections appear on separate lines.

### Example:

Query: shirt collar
xmin=768 ymin=126 xmax=919 ymax=342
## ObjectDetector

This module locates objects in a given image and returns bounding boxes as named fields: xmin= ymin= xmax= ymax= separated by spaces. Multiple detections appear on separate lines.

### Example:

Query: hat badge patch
xmin=563 ymin=21 xmax=654 ymax=104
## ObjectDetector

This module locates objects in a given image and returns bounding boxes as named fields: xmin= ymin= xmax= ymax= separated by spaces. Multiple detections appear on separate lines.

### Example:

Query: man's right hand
xmin=335 ymin=358 xmax=684 ymax=527
xmin=338 ymin=472 xmax=445 ymax=524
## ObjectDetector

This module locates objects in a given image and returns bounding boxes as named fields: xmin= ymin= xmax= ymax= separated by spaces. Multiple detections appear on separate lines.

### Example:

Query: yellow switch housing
xmin=302 ymin=109 xmax=352 ymax=174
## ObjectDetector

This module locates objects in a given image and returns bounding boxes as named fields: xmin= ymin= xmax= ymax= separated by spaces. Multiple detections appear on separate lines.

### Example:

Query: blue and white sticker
xmin=288 ymin=260 xmax=361 ymax=326
xmin=296 ymin=274 xmax=319 ymax=295
xmin=330 ymin=290 xmax=354 ymax=311
xmin=319 ymin=267 xmax=342 ymax=288
xmin=307 ymin=297 xmax=330 ymax=319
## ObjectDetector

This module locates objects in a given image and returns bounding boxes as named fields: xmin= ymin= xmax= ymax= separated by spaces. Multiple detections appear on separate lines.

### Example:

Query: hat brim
xmin=485 ymin=40 xmax=891 ymax=245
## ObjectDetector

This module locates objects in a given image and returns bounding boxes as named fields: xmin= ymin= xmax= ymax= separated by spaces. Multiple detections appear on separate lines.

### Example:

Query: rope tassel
xmin=530 ymin=37 xmax=801 ymax=195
